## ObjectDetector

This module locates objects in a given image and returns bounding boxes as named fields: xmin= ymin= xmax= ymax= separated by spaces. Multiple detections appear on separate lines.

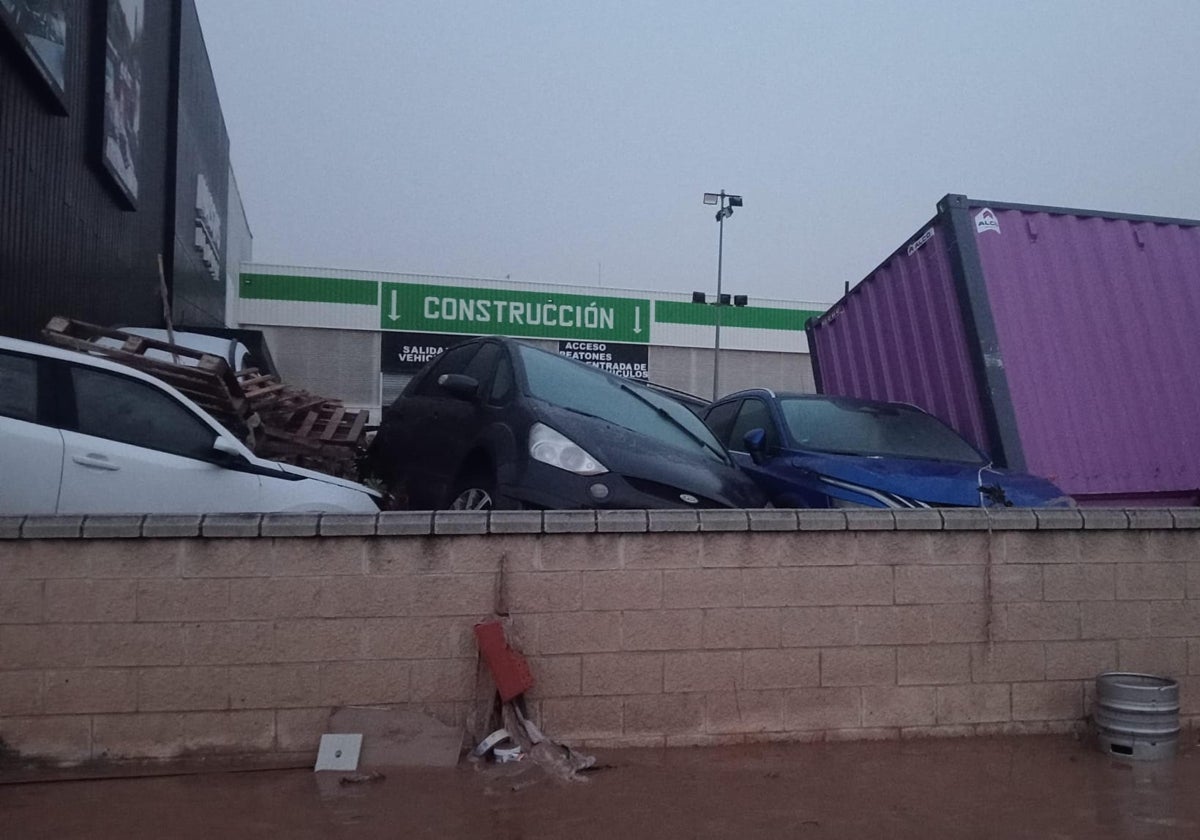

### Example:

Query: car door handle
xmin=72 ymin=454 xmax=120 ymax=471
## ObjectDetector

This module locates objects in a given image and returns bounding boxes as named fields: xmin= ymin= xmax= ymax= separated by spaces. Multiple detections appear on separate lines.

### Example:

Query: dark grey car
xmin=363 ymin=337 xmax=767 ymax=511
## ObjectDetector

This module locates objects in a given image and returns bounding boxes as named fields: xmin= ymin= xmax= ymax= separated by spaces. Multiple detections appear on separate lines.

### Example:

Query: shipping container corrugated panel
xmin=975 ymin=204 xmax=1200 ymax=500
xmin=809 ymin=218 xmax=995 ymax=456
xmin=809 ymin=194 xmax=1200 ymax=505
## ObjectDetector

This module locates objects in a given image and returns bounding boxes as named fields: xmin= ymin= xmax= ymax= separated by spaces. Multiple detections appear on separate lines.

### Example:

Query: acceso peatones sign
xmin=557 ymin=340 xmax=649 ymax=380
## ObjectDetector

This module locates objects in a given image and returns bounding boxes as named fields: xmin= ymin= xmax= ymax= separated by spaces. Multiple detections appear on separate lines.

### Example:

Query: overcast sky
xmin=194 ymin=1 xmax=1200 ymax=306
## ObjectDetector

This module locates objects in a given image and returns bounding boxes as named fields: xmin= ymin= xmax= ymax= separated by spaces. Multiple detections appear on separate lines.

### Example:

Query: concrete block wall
xmin=2 ymin=509 xmax=1199 ymax=770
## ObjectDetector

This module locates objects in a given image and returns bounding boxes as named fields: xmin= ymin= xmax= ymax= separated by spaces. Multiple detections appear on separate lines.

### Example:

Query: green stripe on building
xmin=654 ymin=300 xmax=824 ymax=330
xmin=240 ymin=273 xmax=378 ymax=305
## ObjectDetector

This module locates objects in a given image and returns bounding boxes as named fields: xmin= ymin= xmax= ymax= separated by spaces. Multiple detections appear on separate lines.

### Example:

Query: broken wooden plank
xmin=345 ymin=411 xmax=368 ymax=444
xmin=320 ymin=407 xmax=346 ymax=441
xmin=296 ymin=411 xmax=320 ymax=439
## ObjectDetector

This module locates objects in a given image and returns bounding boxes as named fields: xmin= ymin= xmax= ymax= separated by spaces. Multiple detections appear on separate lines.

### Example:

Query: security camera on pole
xmin=697 ymin=190 xmax=744 ymax=400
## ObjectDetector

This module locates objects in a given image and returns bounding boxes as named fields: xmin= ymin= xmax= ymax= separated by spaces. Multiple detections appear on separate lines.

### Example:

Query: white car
xmin=0 ymin=335 xmax=380 ymax=515
xmin=95 ymin=328 xmax=254 ymax=372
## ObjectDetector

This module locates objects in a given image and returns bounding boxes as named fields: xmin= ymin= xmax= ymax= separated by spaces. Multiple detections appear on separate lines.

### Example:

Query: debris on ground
xmin=501 ymin=701 xmax=596 ymax=786
xmin=314 ymin=733 xmax=363 ymax=772
xmin=328 ymin=707 xmax=463 ymax=769
xmin=472 ymin=619 xmax=598 ymax=790
xmin=471 ymin=728 xmax=524 ymax=764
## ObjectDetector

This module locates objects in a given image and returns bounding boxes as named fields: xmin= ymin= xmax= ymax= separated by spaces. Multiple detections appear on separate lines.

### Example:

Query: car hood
xmin=780 ymin=450 xmax=1071 ymax=508
xmin=537 ymin=406 xmax=767 ymax=508
xmin=255 ymin=457 xmax=380 ymax=498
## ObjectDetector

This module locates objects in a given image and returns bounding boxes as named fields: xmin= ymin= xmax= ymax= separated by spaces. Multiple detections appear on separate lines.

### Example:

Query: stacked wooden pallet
xmin=41 ymin=318 xmax=369 ymax=479
xmin=238 ymin=371 xmax=370 ymax=478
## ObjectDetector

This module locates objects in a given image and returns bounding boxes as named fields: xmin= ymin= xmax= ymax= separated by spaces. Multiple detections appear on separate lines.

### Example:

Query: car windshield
xmin=518 ymin=344 xmax=729 ymax=463
xmin=779 ymin=397 xmax=986 ymax=464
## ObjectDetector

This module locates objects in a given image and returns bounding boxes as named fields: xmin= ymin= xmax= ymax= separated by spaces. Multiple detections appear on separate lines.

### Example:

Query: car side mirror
xmin=743 ymin=427 xmax=768 ymax=465
xmin=438 ymin=373 xmax=480 ymax=402
xmin=212 ymin=435 xmax=247 ymax=466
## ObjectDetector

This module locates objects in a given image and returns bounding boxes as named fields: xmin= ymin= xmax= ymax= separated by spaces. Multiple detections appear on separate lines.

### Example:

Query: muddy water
xmin=4 ymin=736 xmax=1199 ymax=839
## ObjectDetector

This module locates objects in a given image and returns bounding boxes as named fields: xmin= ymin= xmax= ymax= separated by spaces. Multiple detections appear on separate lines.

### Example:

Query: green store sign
xmin=242 ymin=272 xmax=824 ymax=342
xmin=381 ymin=282 xmax=650 ymax=343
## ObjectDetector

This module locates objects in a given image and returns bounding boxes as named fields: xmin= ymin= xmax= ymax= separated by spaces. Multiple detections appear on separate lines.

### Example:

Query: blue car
xmin=701 ymin=390 xmax=1073 ymax=509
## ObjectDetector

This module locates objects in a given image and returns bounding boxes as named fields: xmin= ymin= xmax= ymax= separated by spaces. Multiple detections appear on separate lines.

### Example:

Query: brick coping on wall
xmin=3 ymin=506 xmax=1198 ymax=540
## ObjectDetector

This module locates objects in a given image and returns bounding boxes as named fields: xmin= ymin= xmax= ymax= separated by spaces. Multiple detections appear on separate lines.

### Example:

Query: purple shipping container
xmin=807 ymin=194 xmax=1200 ymax=507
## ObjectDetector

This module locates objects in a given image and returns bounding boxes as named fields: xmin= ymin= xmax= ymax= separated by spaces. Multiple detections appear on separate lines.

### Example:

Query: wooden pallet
xmin=40 ymin=317 xmax=369 ymax=479
xmin=254 ymin=390 xmax=371 ymax=479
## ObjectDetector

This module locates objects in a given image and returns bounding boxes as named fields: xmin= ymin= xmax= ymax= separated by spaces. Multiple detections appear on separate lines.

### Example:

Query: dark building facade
xmin=171 ymin=0 xmax=230 ymax=327
xmin=0 ymin=0 xmax=237 ymax=341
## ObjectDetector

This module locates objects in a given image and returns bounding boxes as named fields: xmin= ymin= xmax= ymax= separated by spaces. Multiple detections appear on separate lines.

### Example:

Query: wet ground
xmin=5 ymin=735 xmax=1199 ymax=839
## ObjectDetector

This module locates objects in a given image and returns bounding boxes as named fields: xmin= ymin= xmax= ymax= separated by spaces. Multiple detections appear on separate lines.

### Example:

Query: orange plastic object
xmin=474 ymin=621 xmax=534 ymax=702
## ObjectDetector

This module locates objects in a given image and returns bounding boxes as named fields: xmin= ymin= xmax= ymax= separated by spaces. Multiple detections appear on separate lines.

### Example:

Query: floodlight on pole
xmin=700 ymin=190 xmax=742 ymax=400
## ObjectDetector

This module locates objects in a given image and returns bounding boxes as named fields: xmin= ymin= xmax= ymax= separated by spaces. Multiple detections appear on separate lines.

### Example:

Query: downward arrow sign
xmin=633 ymin=306 xmax=642 ymax=334
xmin=388 ymin=289 xmax=400 ymax=321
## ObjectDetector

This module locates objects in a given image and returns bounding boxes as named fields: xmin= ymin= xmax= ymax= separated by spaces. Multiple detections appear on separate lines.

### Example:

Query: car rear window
xmin=0 ymin=353 xmax=37 ymax=422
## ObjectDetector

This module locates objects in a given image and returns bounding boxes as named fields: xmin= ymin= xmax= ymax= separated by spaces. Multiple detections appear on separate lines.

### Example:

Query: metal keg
xmin=1093 ymin=672 xmax=1180 ymax=761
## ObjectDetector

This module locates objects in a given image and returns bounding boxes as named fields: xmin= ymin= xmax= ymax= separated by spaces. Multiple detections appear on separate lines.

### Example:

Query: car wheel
xmin=448 ymin=471 xmax=496 ymax=511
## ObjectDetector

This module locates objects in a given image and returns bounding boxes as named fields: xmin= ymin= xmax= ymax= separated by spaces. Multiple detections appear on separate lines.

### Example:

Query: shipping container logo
xmin=907 ymin=228 xmax=935 ymax=255
xmin=974 ymin=208 xmax=1001 ymax=235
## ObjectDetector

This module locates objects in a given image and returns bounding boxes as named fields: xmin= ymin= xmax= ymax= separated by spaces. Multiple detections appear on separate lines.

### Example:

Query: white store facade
xmin=236 ymin=264 xmax=831 ymax=417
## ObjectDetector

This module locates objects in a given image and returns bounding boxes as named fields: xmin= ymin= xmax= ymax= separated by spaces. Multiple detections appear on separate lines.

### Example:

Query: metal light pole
xmin=713 ymin=206 xmax=725 ymax=401
xmin=702 ymin=190 xmax=742 ymax=399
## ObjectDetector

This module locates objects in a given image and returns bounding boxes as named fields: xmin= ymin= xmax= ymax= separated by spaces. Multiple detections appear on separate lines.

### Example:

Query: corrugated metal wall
xmin=809 ymin=220 xmax=994 ymax=455
xmin=975 ymin=206 xmax=1200 ymax=499
xmin=1 ymin=0 xmax=176 ymax=340
xmin=170 ymin=0 xmax=229 ymax=328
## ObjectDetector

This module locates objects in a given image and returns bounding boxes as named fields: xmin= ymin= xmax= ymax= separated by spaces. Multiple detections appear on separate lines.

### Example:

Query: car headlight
xmin=529 ymin=423 xmax=607 ymax=475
